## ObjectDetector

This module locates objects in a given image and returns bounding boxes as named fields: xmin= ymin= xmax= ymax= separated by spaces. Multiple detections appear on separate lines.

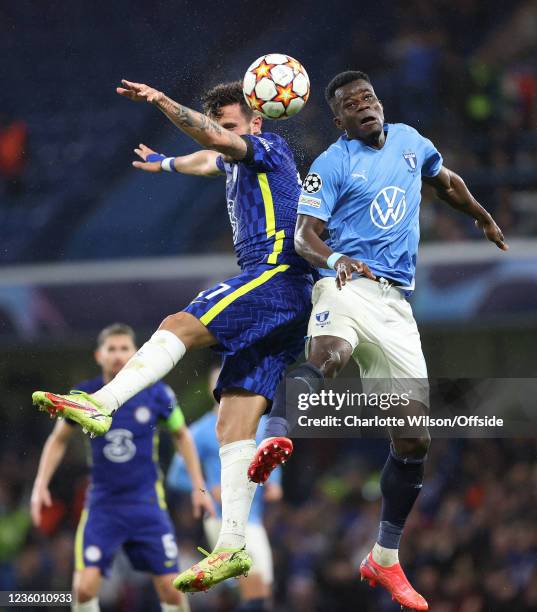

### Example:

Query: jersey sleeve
xmin=421 ymin=136 xmax=443 ymax=177
xmin=297 ymin=147 xmax=344 ymax=222
xmin=240 ymin=133 xmax=285 ymax=172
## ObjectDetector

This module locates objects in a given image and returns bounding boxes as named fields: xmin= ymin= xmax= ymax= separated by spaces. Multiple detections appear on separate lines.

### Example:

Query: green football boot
xmin=32 ymin=390 xmax=112 ymax=437
xmin=173 ymin=546 xmax=252 ymax=592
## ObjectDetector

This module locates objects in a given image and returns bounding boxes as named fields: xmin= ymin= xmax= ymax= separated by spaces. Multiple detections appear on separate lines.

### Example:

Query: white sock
xmin=72 ymin=598 xmax=100 ymax=612
xmin=372 ymin=541 xmax=399 ymax=567
xmin=92 ymin=330 xmax=186 ymax=413
xmin=214 ymin=440 xmax=257 ymax=550
xmin=161 ymin=600 xmax=191 ymax=612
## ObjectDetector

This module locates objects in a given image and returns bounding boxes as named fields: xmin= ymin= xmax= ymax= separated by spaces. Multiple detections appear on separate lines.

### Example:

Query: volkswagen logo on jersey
xmin=370 ymin=186 xmax=407 ymax=229
xmin=303 ymin=172 xmax=322 ymax=194
xmin=403 ymin=151 xmax=417 ymax=171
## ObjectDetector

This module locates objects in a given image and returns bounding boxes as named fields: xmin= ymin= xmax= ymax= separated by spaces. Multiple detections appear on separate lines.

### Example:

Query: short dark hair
xmin=97 ymin=323 xmax=136 ymax=347
xmin=201 ymin=81 xmax=254 ymax=119
xmin=325 ymin=70 xmax=371 ymax=106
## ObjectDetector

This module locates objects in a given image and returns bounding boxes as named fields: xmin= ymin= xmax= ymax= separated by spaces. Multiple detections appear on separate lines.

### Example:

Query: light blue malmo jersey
xmin=166 ymin=412 xmax=280 ymax=524
xmin=297 ymin=123 xmax=443 ymax=289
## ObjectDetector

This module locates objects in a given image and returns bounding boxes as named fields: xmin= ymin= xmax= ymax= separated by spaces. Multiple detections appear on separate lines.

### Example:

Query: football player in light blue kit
xmin=167 ymin=366 xmax=281 ymax=612
xmin=31 ymin=324 xmax=214 ymax=612
xmin=250 ymin=71 xmax=508 ymax=610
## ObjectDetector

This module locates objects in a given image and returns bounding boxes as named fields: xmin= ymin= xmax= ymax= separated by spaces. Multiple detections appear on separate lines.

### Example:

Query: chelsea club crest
xmin=403 ymin=151 xmax=417 ymax=172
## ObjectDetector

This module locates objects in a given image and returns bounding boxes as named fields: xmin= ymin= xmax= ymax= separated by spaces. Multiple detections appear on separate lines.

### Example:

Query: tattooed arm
xmin=116 ymin=79 xmax=247 ymax=160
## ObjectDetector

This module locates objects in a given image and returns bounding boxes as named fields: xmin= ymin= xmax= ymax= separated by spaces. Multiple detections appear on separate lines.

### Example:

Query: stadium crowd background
xmin=1 ymin=0 xmax=536 ymax=611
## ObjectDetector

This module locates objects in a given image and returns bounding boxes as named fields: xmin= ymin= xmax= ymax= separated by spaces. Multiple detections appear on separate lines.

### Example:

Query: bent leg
xmin=264 ymin=335 xmax=353 ymax=439
xmin=93 ymin=312 xmax=215 ymax=412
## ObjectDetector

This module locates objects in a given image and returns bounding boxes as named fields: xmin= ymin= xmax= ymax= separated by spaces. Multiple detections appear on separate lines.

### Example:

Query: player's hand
xmin=116 ymin=79 xmax=164 ymax=105
xmin=476 ymin=217 xmax=508 ymax=251
xmin=263 ymin=483 xmax=283 ymax=503
xmin=30 ymin=485 xmax=52 ymax=527
xmin=334 ymin=255 xmax=376 ymax=290
xmin=191 ymin=488 xmax=216 ymax=519
xmin=132 ymin=143 xmax=162 ymax=172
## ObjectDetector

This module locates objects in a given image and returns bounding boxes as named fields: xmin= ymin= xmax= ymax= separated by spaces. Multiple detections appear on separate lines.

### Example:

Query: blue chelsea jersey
xmin=216 ymin=132 xmax=309 ymax=272
xmin=297 ymin=123 xmax=443 ymax=289
xmin=71 ymin=376 xmax=183 ymax=507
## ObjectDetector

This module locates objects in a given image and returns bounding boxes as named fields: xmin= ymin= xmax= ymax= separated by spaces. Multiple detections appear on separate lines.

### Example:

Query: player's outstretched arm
xmin=173 ymin=426 xmax=216 ymax=518
xmin=132 ymin=143 xmax=222 ymax=177
xmin=423 ymin=167 xmax=508 ymax=250
xmin=30 ymin=420 xmax=74 ymax=527
xmin=117 ymin=80 xmax=247 ymax=160
xmin=295 ymin=214 xmax=376 ymax=289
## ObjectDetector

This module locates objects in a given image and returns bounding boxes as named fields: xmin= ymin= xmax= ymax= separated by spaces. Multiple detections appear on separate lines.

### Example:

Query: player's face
xmin=333 ymin=80 xmax=384 ymax=141
xmin=95 ymin=334 xmax=137 ymax=378
xmin=215 ymin=103 xmax=262 ymax=136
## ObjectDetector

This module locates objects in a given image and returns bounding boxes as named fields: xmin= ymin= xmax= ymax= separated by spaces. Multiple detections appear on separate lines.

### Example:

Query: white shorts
xmin=308 ymin=277 xmax=429 ymax=405
xmin=203 ymin=517 xmax=274 ymax=586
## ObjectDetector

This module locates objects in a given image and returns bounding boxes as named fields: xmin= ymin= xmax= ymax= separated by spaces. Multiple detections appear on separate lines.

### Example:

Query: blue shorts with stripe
xmin=184 ymin=264 xmax=313 ymax=403
xmin=75 ymin=502 xmax=179 ymax=577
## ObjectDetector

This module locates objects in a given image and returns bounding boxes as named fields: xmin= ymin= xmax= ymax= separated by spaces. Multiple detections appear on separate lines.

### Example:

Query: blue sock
xmin=235 ymin=598 xmax=267 ymax=612
xmin=378 ymin=445 xmax=425 ymax=550
xmin=264 ymin=362 xmax=324 ymax=438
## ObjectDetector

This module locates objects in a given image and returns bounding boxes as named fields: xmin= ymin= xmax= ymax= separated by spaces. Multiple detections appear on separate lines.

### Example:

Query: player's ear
xmin=251 ymin=114 xmax=262 ymax=134
xmin=333 ymin=115 xmax=343 ymax=131
xmin=94 ymin=348 xmax=103 ymax=366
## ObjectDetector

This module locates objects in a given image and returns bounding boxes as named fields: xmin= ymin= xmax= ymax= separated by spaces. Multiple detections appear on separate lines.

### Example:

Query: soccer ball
xmin=242 ymin=54 xmax=310 ymax=120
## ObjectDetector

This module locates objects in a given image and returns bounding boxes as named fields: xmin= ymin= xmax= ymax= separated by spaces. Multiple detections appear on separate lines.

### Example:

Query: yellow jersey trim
xmin=199 ymin=264 xmax=289 ymax=325
xmin=258 ymin=173 xmax=285 ymax=264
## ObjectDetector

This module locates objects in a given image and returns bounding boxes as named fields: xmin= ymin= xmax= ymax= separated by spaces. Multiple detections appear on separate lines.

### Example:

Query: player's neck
xmin=350 ymin=128 xmax=386 ymax=149
xmin=365 ymin=129 xmax=386 ymax=149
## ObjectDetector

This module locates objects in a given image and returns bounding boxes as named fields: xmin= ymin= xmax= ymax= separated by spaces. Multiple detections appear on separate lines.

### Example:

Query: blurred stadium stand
xmin=1 ymin=0 xmax=536 ymax=263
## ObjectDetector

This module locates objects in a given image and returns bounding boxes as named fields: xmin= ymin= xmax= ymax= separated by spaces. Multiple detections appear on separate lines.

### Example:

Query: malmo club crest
xmin=303 ymin=172 xmax=322 ymax=194
xmin=370 ymin=186 xmax=407 ymax=229
xmin=403 ymin=151 xmax=417 ymax=171
xmin=315 ymin=311 xmax=330 ymax=327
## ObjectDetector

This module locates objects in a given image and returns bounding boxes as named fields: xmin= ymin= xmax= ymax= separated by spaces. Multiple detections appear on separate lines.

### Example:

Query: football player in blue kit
xmin=167 ymin=366 xmax=282 ymax=612
xmin=31 ymin=323 xmax=214 ymax=612
xmin=33 ymin=80 xmax=313 ymax=591
xmin=249 ymin=71 xmax=508 ymax=610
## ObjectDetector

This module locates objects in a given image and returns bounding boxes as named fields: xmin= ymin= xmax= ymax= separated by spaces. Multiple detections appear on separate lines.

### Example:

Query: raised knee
xmin=160 ymin=311 xmax=188 ymax=332
xmin=314 ymin=353 xmax=345 ymax=379
xmin=393 ymin=435 xmax=430 ymax=460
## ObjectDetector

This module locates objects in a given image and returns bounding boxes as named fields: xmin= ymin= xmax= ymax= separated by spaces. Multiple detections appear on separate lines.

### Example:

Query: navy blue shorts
xmin=184 ymin=264 xmax=313 ymax=402
xmin=75 ymin=503 xmax=179 ymax=576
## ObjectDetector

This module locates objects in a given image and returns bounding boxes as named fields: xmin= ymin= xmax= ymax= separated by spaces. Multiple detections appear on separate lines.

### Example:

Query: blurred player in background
xmin=33 ymin=80 xmax=313 ymax=591
xmin=31 ymin=323 xmax=214 ymax=612
xmin=167 ymin=365 xmax=281 ymax=612
xmin=249 ymin=71 xmax=508 ymax=610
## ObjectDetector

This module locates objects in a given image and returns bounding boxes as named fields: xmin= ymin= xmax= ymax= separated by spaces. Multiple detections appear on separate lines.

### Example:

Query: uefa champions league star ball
xmin=242 ymin=53 xmax=310 ymax=120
